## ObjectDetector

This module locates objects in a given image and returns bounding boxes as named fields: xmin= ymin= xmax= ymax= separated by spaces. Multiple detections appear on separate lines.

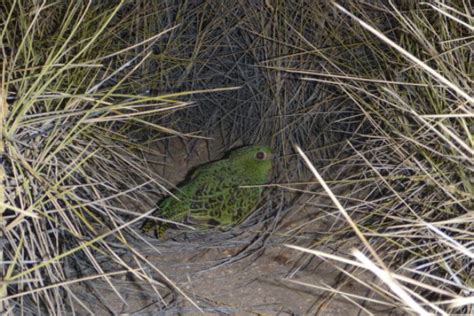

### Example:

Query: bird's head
xmin=228 ymin=145 xmax=273 ymax=183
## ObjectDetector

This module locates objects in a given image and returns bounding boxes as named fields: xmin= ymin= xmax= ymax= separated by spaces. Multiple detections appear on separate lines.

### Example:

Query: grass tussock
xmin=0 ymin=2 xmax=211 ymax=313
xmin=0 ymin=0 xmax=472 ymax=314
xmin=281 ymin=1 xmax=472 ymax=314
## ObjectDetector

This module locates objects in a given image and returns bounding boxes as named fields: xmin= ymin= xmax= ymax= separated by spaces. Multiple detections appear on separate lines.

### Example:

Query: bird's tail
xmin=141 ymin=196 xmax=187 ymax=238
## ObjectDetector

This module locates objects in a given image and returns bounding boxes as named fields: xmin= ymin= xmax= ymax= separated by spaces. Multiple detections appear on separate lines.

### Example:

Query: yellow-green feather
xmin=142 ymin=145 xmax=272 ymax=238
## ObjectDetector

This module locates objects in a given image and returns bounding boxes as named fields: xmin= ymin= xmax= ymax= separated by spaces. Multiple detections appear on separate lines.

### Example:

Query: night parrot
xmin=142 ymin=145 xmax=273 ymax=238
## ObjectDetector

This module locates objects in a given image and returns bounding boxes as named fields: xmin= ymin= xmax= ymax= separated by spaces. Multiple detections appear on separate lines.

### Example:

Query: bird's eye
xmin=255 ymin=151 xmax=265 ymax=160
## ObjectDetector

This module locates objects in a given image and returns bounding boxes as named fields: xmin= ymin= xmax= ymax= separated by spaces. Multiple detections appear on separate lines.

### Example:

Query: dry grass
xmin=0 ymin=0 xmax=472 ymax=314
xmin=281 ymin=1 xmax=472 ymax=315
xmin=0 ymin=2 xmax=218 ymax=313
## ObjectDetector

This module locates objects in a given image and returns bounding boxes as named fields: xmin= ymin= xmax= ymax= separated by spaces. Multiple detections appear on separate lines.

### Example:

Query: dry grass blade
xmin=332 ymin=1 xmax=473 ymax=105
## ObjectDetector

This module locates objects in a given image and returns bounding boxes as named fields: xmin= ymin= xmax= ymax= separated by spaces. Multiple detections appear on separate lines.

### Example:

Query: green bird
xmin=142 ymin=145 xmax=273 ymax=238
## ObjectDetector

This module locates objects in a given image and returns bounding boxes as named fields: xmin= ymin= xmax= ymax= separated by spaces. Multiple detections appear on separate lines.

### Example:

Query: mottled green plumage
xmin=142 ymin=145 xmax=273 ymax=238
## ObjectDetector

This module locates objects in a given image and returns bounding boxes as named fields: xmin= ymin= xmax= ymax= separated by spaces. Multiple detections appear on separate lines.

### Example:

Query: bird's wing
xmin=186 ymin=163 xmax=238 ymax=222
xmin=161 ymin=162 xmax=261 ymax=226
xmin=187 ymin=177 xmax=262 ymax=226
